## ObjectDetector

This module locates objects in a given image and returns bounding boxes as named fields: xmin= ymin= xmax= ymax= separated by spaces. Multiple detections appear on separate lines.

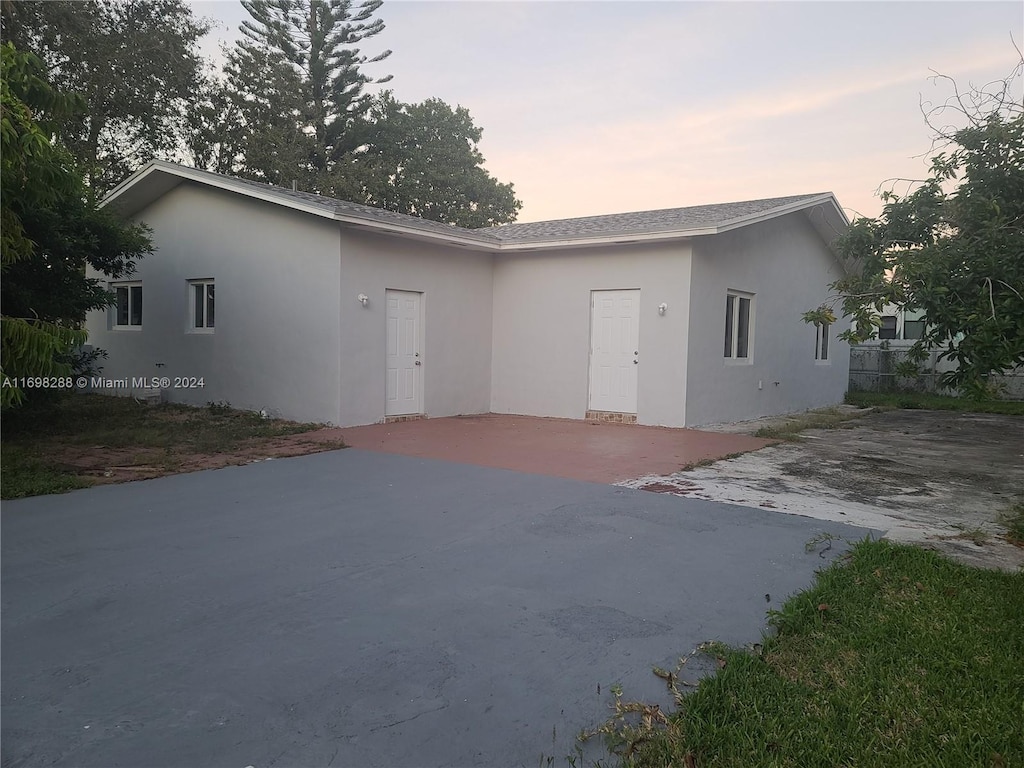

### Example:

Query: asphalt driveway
xmin=2 ymin=449 xmax=871 ymax=767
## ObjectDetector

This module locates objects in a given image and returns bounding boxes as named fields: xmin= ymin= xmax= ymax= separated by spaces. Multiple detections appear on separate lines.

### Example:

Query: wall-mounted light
xmin=357 ymin=293 xmax=369 ymax=307
xmin=658 ymin=303 xmax=668 ymax=316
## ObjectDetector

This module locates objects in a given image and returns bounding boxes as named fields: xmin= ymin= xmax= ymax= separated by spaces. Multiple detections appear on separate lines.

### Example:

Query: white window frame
xmin=188 ymin=279 xmax=215 ymax=333
xmin=815 ymin=321 xmax=831 ymax=364
xmin=724 ymin=290 xmax=755 ymax=364
xmin=112 ymin=281 xmax=143 ymax=330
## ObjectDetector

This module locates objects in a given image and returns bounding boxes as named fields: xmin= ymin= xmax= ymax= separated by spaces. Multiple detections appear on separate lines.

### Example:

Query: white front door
xmin=589 ymin=289 xmax=640 ymax=413
xmin=385 ymin=290 xmax=422 ymax=416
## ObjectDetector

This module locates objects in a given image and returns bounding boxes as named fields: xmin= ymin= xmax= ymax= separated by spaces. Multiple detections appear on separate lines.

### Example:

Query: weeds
xmin=1 ymin=394 xmax=331 ymax=499
xmin=1000 ymin=500 xmax=1024 ymax=547
xmin=845 ymin=391 xmax=1024 ymax=415
xmin=752 ymin=407 xmax=866 ymax=440
xmin=679 ymin=451 xmax=747 ymax=470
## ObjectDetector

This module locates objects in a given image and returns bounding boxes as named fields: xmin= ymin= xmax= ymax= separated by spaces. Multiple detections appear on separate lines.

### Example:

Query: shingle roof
xmin=105 ymin=162 xmax=844 ymax=250
xmin=168 ymin=165 xmax=501 ymax=243
xmin=488 ymin=194 xmax=832 ymax=243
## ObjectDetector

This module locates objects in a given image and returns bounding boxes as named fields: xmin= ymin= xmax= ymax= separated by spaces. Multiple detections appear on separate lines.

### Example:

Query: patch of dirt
xmin=623 ymin=409 xmax=1024 ymax=571
xmin=48 ymin=428 xmax=348 ymax=486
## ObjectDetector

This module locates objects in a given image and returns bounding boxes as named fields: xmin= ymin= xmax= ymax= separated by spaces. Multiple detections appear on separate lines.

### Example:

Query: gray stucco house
xmin=87 ymin=160 xmax=851 ymax=428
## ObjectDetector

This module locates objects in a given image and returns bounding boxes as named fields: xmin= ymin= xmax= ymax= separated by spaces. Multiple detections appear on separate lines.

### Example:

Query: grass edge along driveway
xmin=585 ymin=538 xmax=1024 ymax=768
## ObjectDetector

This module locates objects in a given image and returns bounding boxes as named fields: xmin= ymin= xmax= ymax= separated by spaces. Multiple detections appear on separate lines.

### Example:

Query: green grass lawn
xmin=587 ymin=539 xmax=1024 ymax=768
xmin=845 ymin=390 xmax=1024 ymax=415
xmin=1 ymin=394 xmax=327 ymax=499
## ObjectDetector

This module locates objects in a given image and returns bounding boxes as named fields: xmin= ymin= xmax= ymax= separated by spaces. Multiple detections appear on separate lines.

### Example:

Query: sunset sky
xmin=188 ymin=1 xmax=1023 ymax=223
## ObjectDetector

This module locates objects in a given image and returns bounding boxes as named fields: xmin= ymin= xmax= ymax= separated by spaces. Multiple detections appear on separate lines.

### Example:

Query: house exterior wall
xmin=684 ymin=213 xmax=850 ymax=426
xmin=490 ymin=241 xmax=693 ymax=427
xmin=336 ymin=229 xmax=493 ymax=426
xmin=86 ymin=176 xmax=850 ymax=429
xmin=85 ymin=182 xmax=344 ymax=425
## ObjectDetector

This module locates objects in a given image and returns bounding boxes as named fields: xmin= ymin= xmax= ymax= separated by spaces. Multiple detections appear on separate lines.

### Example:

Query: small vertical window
xmin=724 ymin=291 xmax=753 ymax=360
xmin=189 ymin=279 xmax=215 ymax=331
xmin=878 ymin=316 xmax=897 ymax=340
xmin=112 ymin=282 xmax=142 ymax=329
xmin=815 ymin=322 xmax=830 ymax=362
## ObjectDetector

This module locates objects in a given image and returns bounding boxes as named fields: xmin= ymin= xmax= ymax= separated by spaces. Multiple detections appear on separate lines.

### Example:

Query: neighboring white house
xmin=86 ymin=161 xmax=851 ymax=428
xmin=848 ymin=305 xmax=1024 ymax=397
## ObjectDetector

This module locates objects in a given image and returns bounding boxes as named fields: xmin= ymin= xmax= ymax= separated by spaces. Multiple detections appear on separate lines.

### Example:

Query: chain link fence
xmin=849 ymin=343 xmax=1024 ymax=398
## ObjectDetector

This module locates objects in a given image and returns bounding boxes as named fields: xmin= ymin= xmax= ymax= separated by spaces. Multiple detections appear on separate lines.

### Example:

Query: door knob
xmin=415 ymin=361 xmax=421 ymax=366
xmin=633 ymin=360 xmax=638 ymax=364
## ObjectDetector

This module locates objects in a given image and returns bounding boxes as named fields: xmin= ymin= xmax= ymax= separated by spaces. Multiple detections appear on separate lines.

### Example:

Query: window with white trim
xmin=189 ymin=279 xmax=215 ymax=331
xmin=724 ymin=291 xmax=753 ymax=360
xmin=112 ymin=282 xmax=142 ymax=329
xmin=815 ymin=321 xmax=830 ymax=362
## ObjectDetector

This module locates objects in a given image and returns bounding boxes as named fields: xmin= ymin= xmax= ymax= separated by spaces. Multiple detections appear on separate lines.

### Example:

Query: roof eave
xmin=336 ymin=216 xmax=498 ymax=250
xmin=103 ymin=160 xmax=339 ymax=221
xmin=713 ymin=193 xmax=846 ymax=234
xmin=494 ymin=228 xmax=713 ymax=251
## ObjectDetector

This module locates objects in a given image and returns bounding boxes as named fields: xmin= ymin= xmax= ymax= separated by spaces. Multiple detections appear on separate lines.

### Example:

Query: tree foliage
xmin=199 ymin=1 xmax=522 ymax=227
xmin=1 ymin=0 xmax=210 ymax=193
xmin=0 ymin=42 xmax=151 ymax=408
xmin=220 ymin=0 xmax=390 ymax=187
xmin=807 ymin=58 xmax=1024 ymax=396
xmin=349 ymin=91 xmax=521 ymax=227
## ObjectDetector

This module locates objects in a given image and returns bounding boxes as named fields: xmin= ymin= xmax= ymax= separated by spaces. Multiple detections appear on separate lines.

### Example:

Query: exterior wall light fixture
xmin=358 ymin=294 xmax=369 ymax=307
xmin=658 ymin=303 xmax=668 ymax=315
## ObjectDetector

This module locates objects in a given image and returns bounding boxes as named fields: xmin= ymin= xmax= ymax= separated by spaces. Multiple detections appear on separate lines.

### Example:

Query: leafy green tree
xmin=806 ymin=60 xmax=1024 ymax=396
xmin=0 ymin=43 xmax=151 ymax=408
xmin=350 ymin=91 xmax=521 ymax=227
xmin=1 ymin=0 xmax=210 ymax=193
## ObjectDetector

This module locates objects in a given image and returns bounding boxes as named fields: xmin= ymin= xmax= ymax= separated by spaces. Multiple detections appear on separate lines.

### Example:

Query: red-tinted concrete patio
xmin=338 ymin=414 xmax=772 ymax=484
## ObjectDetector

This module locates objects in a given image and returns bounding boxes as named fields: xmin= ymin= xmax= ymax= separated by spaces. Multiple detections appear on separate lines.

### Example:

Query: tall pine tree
xmin=232 ymin=0 xmax=391 ymax=187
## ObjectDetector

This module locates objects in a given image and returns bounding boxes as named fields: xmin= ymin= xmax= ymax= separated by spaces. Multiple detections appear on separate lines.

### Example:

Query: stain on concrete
xmin=621 ymin=409 xmax=1024 ymax=570
xmin=543 ymin=606 xmax=673 ymax=643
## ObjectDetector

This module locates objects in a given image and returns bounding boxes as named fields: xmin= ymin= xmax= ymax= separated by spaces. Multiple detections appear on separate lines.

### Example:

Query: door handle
xmin=415 ymin=360 xmax=421 ymax=366
xmin=633 ymin=360 xmax=638 ymax=364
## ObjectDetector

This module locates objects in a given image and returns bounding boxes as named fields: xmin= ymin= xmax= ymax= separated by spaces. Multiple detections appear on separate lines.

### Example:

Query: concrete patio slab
xmin=619 ymin=409 xmax=1024 ymax=570
xmin=2 ymin=449 xmax=872 ymax=768
xmin=339 ymin=414 xmax=772 ymax=483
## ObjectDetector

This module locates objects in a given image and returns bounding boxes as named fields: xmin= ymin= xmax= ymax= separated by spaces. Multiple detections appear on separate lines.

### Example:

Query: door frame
xmin=587 ymin=288 xmax=640 ymax=414
xmin=384 ymin=288 xmax=424 ymax=417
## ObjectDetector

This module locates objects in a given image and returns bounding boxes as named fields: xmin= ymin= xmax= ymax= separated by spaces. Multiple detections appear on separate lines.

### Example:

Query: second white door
xmin=588 ymin=289 xmax=639 ymax=413
xmin=385 ymin=290 xmax=422 ymax=416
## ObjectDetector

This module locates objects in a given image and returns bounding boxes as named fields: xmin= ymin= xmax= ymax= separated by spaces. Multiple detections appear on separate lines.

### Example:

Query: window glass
xmin=116 ymin=286 xmax=129 ymax=326
xmin=903 ymin=320 xmax=925 ymax=340
xmin=194 ymin=283 xmax=205 ymax=328
xmin=130 ymin=285 xmax=143 ymax=326
xmin=879 ymin=316 xmax=897 ymax=339
xmin=736 ymin=297 xmax=750 ymax=358
xmin=206 ymin=284 xmax=215 ymax=328
xmin=724 ymin=294 xmax=735 ymax=357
